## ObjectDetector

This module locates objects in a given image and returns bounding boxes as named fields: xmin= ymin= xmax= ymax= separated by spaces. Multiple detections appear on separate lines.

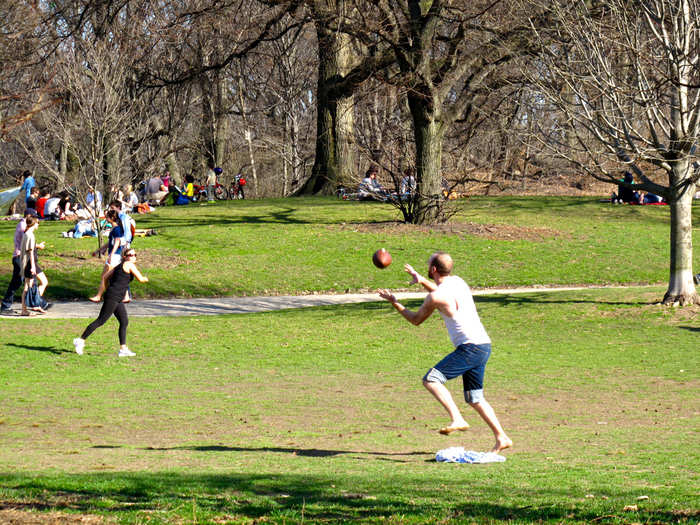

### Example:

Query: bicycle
xmin=229 ymin=174 xmax=246 ymax=199
xmin=195 ymin=182 xmax=229 ymax=201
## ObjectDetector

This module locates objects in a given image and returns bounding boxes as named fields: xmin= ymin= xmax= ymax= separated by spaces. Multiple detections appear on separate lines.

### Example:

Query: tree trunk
xmin=291 ymin=114 xmax=302 ymax=190
xmin=663 ymin=170 xmax=699 ymax=305
xmin=103 ymin=135 xmax=117 ymax=193
xmin=300 ymin=15 xmax=355 ymax=195
xmin=304 ymin=86 xmax=338 ymax=194
xmin=214 ymin=116 xmax=228 ymax=169
xmin=164 ymin=151 xmax=182 ymax=187
xmin=58 ymin=138 xmax=68 ymax=188
xmin=199 ymin=74 xmax=216 ymax=171
xmin=214 ymin=67 xmax=228 ymax=169
xmin=283 ymin=115 xmax=290 ymax=196
xmin=237 ymin=75 xmax=258 ymax=197
xmin=408 ymin=95 xmax=445 ymax=224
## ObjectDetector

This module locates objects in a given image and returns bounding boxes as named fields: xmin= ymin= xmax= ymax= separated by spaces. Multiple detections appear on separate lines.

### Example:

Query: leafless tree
xmin=240 ymin=26 xmax=317 ymax=196
xmin=529 ymin=0 xmax=700 ymax=305
xmin=15 ymin=41 xmax=151 ymax=251
xmin=300 ymin=0 xmax=549 ymax=222
xmin=0 ymin=2 xmax=57 ymax=140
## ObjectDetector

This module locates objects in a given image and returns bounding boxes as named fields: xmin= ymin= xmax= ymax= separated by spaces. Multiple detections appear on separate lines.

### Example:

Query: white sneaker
xmin=118 ymin=347 xmax=136 ymax=357
xmin=73 ymin=338 xmax=85 ymax=355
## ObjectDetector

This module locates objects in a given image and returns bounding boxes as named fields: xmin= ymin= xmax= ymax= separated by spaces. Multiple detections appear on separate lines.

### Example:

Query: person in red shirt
xmin=35 ymin=189 xmax=50 ymax=218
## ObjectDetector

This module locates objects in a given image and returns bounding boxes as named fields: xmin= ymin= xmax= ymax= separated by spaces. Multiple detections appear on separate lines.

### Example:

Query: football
xmin=372 ymin=248 xmax=392 ymax=269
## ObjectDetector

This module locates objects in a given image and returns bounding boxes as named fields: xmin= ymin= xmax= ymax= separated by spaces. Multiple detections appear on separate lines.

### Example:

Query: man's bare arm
xmin=378 ymin=289 xmax=437 ymax=326
xmin=405 ymin=264 xmax=437 ymax=292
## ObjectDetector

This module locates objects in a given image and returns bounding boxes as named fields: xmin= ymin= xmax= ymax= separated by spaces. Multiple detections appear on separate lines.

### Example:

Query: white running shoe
xmin=118 ymin=347 xmax=136 ymax=357
xmin=73 ymin=338 xmax=85 ymax=355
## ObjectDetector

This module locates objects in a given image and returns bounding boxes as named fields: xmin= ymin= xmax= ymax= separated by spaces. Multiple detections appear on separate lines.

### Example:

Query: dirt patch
xmin=335 ymin=221 xmax=563 ymax=241
xmin=0 ymin=507 xmax=108 ymax=524
xmin=487 ymin=176 xmax=612 ymax=197
xmin=42 ymin=250 xmax=191 ymax=272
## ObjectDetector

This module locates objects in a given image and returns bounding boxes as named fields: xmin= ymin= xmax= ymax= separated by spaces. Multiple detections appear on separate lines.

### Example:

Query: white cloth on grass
xmin=436 ymin=447 xmax=506 ymax=464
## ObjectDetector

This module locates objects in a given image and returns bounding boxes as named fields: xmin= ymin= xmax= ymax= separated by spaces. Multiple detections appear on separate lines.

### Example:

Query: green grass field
xmin=1 ymin=196 xmax=697 ymax=299
xmin=1 ymin=197 xmax=698 ymax=523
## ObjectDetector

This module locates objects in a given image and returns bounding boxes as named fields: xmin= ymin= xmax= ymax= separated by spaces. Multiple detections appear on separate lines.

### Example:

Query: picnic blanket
xmin=0 ymin=186 xmax=21 ymax=216
xmin=436 ymin=447 xmax=506 ymax=464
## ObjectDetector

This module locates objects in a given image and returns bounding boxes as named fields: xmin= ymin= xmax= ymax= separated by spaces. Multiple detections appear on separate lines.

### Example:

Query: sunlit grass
xmin=1 ymin=196 xmax=696 ymax=300
xmin=0 ymin=287 xmax=698 ymax=523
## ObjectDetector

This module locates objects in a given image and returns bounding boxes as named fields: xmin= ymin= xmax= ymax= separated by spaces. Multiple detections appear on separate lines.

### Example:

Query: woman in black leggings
xmin=73 ymin=248 xmax=149 ymax=357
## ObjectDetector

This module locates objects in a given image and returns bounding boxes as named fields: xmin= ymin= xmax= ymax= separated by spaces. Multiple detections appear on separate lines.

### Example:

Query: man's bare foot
xmin=88 ymin=296 xmax=101 ymax=303
xmin=439 ymin=421 xmax=470 ymax=435
xmin=492 ymin=436 xmax=513 ymax=453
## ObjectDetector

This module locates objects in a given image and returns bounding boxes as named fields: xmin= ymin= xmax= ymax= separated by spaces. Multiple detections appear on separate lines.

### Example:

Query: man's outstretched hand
xmin=378 ymin=289 xmax=397 ymax=303
xmin=405 ymin=264 xmax=421 ymax=285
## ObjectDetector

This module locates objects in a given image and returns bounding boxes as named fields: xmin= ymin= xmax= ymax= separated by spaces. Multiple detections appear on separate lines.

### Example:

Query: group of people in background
xmin=356 ymin=166 xmax=417 ymax=202
xmin=4 ymin=164 xmax=249 ymax=354
xmin=3 ymin=171 xmax=150 ymax=357
xmin=611 ymin=172 xmax=665 ymax=205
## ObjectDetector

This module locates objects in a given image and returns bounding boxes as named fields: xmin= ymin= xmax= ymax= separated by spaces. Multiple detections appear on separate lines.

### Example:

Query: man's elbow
xmin=409 ymin=316 xmax=425 ymax=326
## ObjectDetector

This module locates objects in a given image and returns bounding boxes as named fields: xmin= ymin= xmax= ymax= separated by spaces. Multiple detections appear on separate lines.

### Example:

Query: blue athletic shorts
xmin=423 ymin=343 xmax=491 ymax=403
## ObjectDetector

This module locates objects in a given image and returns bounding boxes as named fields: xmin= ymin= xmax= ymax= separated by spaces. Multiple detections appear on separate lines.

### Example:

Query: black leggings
xmin=81 ymin=298 xmax=129 ymax=345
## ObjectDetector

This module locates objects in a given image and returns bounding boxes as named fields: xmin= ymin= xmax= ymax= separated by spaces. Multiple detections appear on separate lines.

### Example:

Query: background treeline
xmin=0 ymin=0 xmax=575 ymax=204
xmin=1 ymin=0 xmax=699 ymax=304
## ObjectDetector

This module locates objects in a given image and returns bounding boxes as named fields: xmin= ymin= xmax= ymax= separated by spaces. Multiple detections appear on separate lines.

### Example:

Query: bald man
xmin=379 ymin=251 xmax=512 ymax=453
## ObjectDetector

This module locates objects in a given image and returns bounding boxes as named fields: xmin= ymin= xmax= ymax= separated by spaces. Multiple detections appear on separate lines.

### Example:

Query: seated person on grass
xmin=184 ymin=175 xmax=196 ymax=201
xmin=612 ymin=172 xmax=639 ymax=203
xmin=25 ymin=187 xmax=39 ymax=211
xmin=36 ymin=189 xmax=50 ymax=218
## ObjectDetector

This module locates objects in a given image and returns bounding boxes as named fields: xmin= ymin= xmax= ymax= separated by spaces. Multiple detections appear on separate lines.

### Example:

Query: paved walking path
xmin=3 ymin=284 xmax=644 ymax=319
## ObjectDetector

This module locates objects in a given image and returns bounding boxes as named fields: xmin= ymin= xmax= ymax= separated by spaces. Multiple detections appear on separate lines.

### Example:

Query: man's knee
xmin=464 ymin=389 xmax=485 ymax=404
xmin=423 ymin=368 xmax=447 ymax=386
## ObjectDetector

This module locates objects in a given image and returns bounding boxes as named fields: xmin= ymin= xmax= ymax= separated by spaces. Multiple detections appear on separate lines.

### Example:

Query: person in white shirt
xmin=43 ymin=196 xmax=61 ymax=220
xmin=379 ymin=251 xmax=512 ymax=453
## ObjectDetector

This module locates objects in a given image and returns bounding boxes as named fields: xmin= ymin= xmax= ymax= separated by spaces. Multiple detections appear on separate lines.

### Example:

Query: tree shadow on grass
xmin=145 ymin=207 xmax=312 ymax=228
xmin=678 ymin=325 xmax=699 ymax=333
xmin=138 ymin=444 xmax=430 ymax=460
xmin=5 ymin=342 xmax=69 ymax=355
xmin=0 ymin=471 xmax=692 ymax=523
xmin=474 ymin=292 xmax=654 ymax=308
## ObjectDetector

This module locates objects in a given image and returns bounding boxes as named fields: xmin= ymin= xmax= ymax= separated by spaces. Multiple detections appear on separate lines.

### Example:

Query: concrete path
xmin=2 ymin=285 xmax=640 ymax=319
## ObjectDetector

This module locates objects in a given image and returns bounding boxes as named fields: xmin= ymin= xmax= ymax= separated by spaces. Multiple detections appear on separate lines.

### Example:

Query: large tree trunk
xmin=408 ymin=95 xmax=445 ymax=224
xmin=57 ymin=132 xmax=68 ymax=188
xmin=663 ymin=167 xmax=699 ymax=305
xmin=300 ymin=15 xmax=355 ymax=195
xmin=199 ymin=74 xmax=216 ymax=171
xmin=237 ymin=74 xmax=258 ymax=197
xmin=164 ymin=151 xmax=182 ymax=187
xmin=153 ymin=113 xmax=182 ymax=186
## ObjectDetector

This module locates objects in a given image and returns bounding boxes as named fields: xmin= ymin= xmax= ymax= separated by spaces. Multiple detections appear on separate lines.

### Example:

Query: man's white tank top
xmin=437 ymin=275 xmax=491 ymax=347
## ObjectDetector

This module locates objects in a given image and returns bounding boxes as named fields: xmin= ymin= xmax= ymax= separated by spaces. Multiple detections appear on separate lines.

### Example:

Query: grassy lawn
xmin=0 ymin=196 xmax=698 ymax=299
xmin=1 ymin=287 xmax=698 ymax=523
xmin=1 ymin=197 xmax=698 ymax=523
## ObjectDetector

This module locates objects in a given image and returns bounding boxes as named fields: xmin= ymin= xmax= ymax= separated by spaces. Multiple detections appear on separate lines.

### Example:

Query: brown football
xmin=372 ymin=248 xmax=392 ymax=269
